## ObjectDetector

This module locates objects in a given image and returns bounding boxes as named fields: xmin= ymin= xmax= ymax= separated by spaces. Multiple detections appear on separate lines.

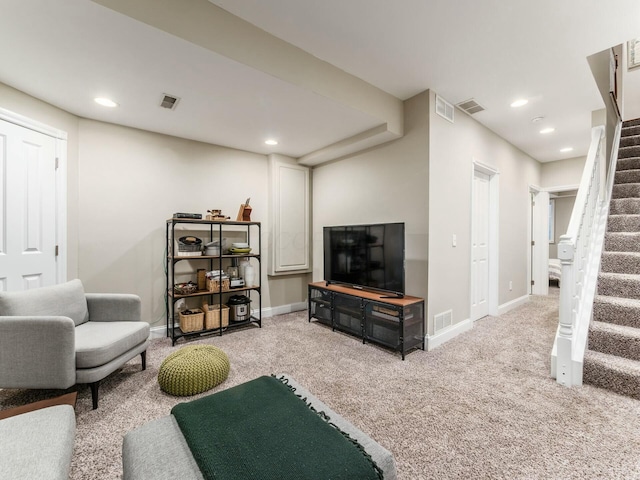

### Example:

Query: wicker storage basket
xmin=179 ymin=309 xmax=204 ymax=333
xmin=203 ymin=303 xmax=230 ymax=329
xmin=207 ymin=278 xmax=230 ymax=292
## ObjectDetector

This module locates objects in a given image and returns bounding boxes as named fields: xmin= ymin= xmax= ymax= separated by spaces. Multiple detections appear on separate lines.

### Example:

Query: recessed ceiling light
xmin=94 ymin=97 xmax=118 ymax=107
xmin=510 ymin=99 xmax=528 ymax=108
xmin=265 ymin=139 xmax=278 ymax=146
xmin=540 ymin=127 xmax=555 ymax=134
xmin=560 ymin=147 xmax=574 ymax=153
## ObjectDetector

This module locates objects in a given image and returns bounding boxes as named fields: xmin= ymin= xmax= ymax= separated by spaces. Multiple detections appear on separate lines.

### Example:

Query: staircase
xmin=583 ymin=118 xmax=640 ymax=399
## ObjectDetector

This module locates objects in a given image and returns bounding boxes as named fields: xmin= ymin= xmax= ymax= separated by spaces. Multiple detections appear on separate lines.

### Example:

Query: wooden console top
xmin=309 ymin=281 xmax=423 ymax=307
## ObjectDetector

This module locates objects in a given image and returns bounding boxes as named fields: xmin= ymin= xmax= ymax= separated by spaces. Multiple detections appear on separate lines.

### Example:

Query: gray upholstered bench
xmin=123 ymin=375 xmax=397 ymax=480
xmin=0 ymin=401 xmax=76 ymax=480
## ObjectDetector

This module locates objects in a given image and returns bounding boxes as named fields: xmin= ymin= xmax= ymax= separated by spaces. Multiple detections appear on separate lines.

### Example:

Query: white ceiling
xmin=1 ymin=0 xmax=639 ymax=163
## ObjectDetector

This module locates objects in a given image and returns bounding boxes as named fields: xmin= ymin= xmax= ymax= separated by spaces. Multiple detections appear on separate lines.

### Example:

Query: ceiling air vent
xmin=456 ymin=98 xmax=485 ymax=115
xmin=435 ymin=95 xmax=454 ymax=123
xmin=160 ymin=94 xmax=180 ymax=110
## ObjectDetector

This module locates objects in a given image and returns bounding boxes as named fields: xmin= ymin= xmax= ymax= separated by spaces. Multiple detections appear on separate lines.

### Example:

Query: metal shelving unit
xmin=166 ymin=218 xmax=261 ymax=345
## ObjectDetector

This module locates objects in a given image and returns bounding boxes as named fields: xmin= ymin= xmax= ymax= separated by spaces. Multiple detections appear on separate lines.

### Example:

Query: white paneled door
xmin=0 ymin=119 xmax=58 ymax=291
xmin=471 ymin=170 xmax=490 ymax=320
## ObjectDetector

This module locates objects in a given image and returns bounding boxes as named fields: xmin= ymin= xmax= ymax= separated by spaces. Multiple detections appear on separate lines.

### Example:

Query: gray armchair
xmin=0 ymin=279 xmax=150 ymax=409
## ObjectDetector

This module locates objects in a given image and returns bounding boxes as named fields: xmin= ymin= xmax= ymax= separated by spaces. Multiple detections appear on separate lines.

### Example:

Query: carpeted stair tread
xmin=597 ymin=272 xmax=640 ymax=300
xmin=612 ymin=183 xmax=640 ymax=199
xmin=614 ymin=169 xmax=640 ymax=184
xmin=616 ymin=157 xmax=640 ymax=171
xmin=604 ymin=232 xmax=640 ymax=252
xmin=622 ymin=124 xmax=640 ymax=136
xmin=592 ymin=295 xmax=640 ymax=328
xmin=583 ymin=350 xmax=640 ymax=400
xmin=607 ymin=214 xmax=640 ymax=232
xmin=588 ymin=320 xmax=640 ymax=362
xmin=623 ymin=118 xmax=640 ymax=127
xmin=620 ymin=136 xmax=640 ymax=147
xmin=608 ymin=198 xmax=640 ymax=215
xmin=618 ymin=146 xmax=640 ymax=159
xmin=600 ymin=252 xmax=640 ymax=274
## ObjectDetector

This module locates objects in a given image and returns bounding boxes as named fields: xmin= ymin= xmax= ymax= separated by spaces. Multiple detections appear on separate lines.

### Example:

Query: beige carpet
xmin=2 ymin=290 xmax=640 ymax=479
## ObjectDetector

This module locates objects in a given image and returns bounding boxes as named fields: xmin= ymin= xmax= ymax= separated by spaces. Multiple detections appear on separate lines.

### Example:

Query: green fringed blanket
xmin=171 ymin=375 xmax=382 ymax=480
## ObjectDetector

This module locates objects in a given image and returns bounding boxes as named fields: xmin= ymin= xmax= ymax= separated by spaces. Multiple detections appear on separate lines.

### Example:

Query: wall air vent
xmin=434 ymin=309 xmax=453 ymax=332
xmin=435 ymin=95 xmax=454 ymax=123
xmin=160 ymin=94 xmax=180 ymax=110
xmin=456 ymin=98 xmax=485 ymax=115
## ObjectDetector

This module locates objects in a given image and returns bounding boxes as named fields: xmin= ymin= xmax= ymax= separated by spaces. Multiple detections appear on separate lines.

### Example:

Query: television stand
xmin=308 ymin=281 xmax=424 ymax=359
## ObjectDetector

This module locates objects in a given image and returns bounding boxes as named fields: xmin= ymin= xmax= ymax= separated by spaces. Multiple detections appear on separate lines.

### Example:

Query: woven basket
xmin=179 ymin=309 xmax=204 ymax=333
xmin=203 ymin=303 xmax=230 ymax=329
xmin=207 ymin=278 xmax=230 ymax=292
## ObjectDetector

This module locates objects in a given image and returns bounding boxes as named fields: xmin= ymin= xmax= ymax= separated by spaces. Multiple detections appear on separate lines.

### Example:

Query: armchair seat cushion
xmin=75 ymin=321 xmax=150 ymax=369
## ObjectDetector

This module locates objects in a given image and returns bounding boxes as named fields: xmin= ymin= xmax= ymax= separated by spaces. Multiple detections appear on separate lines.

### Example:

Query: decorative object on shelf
xmin=206 ymin=209 xmax=230 ymax=221
xmin=178 ymin=308 xmax=204 ymax=332
xmin=196 ymin=269 xmax=206 ymax=290
xmin=158 ymin=345 xmax=230 ymax=396
xmin=174 ymin=282 xmax=198 ymax=295
xmin=236 ymin=198 xmax=252 ymax=222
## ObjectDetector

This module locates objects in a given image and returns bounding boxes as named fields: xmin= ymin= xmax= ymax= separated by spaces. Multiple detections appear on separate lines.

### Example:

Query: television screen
xmin=323 ymin=222 xmax=405 ymax=296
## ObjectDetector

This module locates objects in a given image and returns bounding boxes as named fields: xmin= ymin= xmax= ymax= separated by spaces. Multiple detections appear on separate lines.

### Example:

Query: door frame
xmin=528 ymin=185 xmax=550 ymax=296
xmin=471 ymin=160 xmax=499 ymax=319
xmin=0 ymin=107 xmax=68 ymax=285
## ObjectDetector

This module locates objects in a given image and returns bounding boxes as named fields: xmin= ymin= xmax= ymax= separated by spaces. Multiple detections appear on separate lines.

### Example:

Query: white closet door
xmin=471 ymin=170 xmax=490 ymax=320
xmin=0 ymin=119 xmax=58 ymax=291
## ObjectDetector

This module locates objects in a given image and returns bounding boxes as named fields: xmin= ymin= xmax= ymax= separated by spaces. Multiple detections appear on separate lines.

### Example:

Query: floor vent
xmin=435 ymin=95 xmax=454 ymax=123
xmin=434 ymin=309 xmax=453 ymax=332
xmin=160 ymin=94 xmax=180 ymax=110
xmin=456 ymin=98 xmax=485 ymax=115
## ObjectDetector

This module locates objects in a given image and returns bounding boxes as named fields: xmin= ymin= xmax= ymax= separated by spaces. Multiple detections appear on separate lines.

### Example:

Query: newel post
xmin=556 ymin=234 xmax=575 ymax=385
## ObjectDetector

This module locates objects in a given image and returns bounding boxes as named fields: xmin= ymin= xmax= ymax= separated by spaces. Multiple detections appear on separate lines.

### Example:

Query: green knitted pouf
xmin=158 ymin=345 xmax=230 ymax=396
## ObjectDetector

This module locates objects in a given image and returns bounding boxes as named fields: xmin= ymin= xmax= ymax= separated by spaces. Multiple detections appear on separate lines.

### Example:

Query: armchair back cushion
xmin=0 ymin=279 xmax=89 ymax=326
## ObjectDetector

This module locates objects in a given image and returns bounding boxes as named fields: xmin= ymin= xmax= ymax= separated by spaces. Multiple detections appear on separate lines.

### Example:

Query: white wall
xmin=427 ymin=90 xmax=541 ymax=334
xmin=623 ymin=41 xmax=640 ymax=121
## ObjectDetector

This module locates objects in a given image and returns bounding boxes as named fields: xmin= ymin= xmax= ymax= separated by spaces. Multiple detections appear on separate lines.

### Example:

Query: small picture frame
xmin=628 ymin=39 xmax=640 ymax=70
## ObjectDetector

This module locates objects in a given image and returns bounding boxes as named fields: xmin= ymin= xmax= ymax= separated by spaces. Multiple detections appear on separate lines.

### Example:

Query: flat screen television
xmin=323 ymin=222 xmax=405 ymax=298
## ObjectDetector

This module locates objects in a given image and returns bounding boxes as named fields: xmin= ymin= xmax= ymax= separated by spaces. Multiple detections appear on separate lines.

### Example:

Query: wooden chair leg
xmin=90 ymin=381 xmax=100 ymax=410
xmin=141 ymin=351 xmax=147 ymax=371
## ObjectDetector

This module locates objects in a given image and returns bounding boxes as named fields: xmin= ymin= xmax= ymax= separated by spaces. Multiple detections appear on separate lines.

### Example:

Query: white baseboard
xmin=426 ymin=318 xmax=473 ymax=351
xmin=497 ymin=294 xmax=529 ymax=316
xmin=261 ymin=301 xmax=307 ymax=318
xmin=148 ymin=301 xmax=308 ymax=340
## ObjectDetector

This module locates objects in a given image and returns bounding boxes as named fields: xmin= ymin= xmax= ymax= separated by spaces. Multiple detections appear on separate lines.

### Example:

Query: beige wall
xmin=313 ymin=89 xmax=541 ymax=341
xmin=549 ymin=195 xmax=576 ymax=258
xmin=427 ymin=90 xmax=541 ymax=334
xmin=0 ymin=83 xmax=80 ymax=279
xmin=77 ymin=120 xmax=309 ymax=327
xmin=540 ymin=156 xmax=586 ymax=188
xmin=0 ymin=82 xmax=310 ymax=328
xmin=312 ymin=91 xmax=430 ymax=301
